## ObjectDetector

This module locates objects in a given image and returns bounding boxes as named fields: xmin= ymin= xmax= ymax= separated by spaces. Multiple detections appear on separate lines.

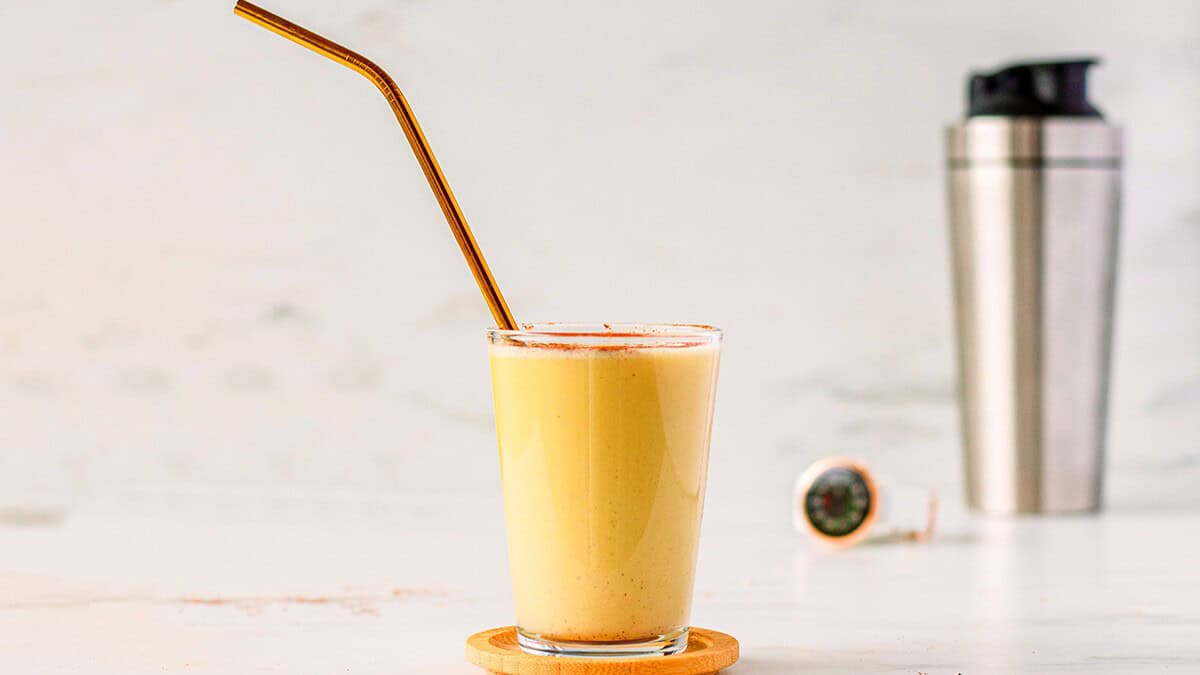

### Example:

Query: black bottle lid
xmin=968 ymin=58 xmax=1103 ymax=118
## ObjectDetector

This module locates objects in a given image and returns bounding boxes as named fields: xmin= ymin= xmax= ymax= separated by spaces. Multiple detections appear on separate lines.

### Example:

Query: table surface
xmin=1 ymin=486 xmax=1197 ymax=674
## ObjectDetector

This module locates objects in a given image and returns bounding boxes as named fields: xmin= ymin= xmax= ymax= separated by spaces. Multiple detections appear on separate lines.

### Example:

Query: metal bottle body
xmin=946 ymin=118 xmax=1122 ymax=514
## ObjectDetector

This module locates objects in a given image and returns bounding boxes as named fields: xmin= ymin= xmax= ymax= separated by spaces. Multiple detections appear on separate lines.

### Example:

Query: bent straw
xmin=233 ymin=1 xmax=517 ymax=330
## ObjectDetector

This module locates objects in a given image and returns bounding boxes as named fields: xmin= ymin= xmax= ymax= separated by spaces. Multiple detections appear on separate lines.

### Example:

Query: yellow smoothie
xmin=489 ymin=335 xmax=720 ymax=644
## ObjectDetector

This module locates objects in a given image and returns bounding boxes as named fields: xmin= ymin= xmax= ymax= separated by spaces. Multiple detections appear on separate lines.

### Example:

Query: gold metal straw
xmin=233 ymin=1 xmax=518 ymax=330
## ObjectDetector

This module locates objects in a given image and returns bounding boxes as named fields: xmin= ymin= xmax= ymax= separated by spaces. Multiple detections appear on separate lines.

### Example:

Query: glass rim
xmin=487 ymin=322 xmax=722 ymax=347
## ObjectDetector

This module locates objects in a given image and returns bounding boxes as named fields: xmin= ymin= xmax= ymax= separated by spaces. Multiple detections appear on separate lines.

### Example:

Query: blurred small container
xmin=793 ymin=457 xmax=936 ymax=549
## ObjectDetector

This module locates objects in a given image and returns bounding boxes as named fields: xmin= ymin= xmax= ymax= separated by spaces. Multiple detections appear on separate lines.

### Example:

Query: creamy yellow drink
xmin=488 ymin=324 xmax=721 ymax=655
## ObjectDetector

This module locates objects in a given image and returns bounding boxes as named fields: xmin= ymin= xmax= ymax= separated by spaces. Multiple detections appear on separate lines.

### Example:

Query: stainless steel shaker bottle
xmin=945 ymin=59 xmax=1121 ymax=514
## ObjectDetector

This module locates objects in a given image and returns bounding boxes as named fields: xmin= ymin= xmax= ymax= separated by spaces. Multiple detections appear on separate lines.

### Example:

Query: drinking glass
xmin=487 ymin=323 xmax=722 ymax=657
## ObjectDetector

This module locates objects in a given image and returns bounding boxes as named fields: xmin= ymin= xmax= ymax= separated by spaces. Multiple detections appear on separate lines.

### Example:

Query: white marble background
xmin=2 ymin=0 xmax=1198 ymax=518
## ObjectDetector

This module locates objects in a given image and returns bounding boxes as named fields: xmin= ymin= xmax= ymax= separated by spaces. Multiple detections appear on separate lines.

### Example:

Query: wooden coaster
xmin=465 ymin=626 xmax=739 ymax=675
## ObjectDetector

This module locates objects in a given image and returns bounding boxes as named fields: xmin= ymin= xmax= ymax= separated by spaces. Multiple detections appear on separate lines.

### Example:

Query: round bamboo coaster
xmin=465 ymin=626 xmax=739 ymax=675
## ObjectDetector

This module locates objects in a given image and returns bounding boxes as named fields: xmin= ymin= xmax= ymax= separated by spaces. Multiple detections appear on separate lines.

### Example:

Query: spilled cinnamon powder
xmin=177 ymin=588 xmax=442 ymax=616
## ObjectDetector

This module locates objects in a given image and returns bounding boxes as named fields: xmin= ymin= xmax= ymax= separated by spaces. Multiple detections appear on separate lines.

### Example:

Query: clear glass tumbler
xmin=487 ymin=323 xmax=722 ymax=657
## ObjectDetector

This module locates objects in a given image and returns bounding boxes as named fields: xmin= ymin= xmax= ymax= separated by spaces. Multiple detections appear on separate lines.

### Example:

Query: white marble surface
xmin=2 ymin=1 xmax=1199 ymax=672
xmin=1 ymin=0 xmax=1198 ymax=508
xmin=2 ymin=489 xmax=1198 ymax=673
